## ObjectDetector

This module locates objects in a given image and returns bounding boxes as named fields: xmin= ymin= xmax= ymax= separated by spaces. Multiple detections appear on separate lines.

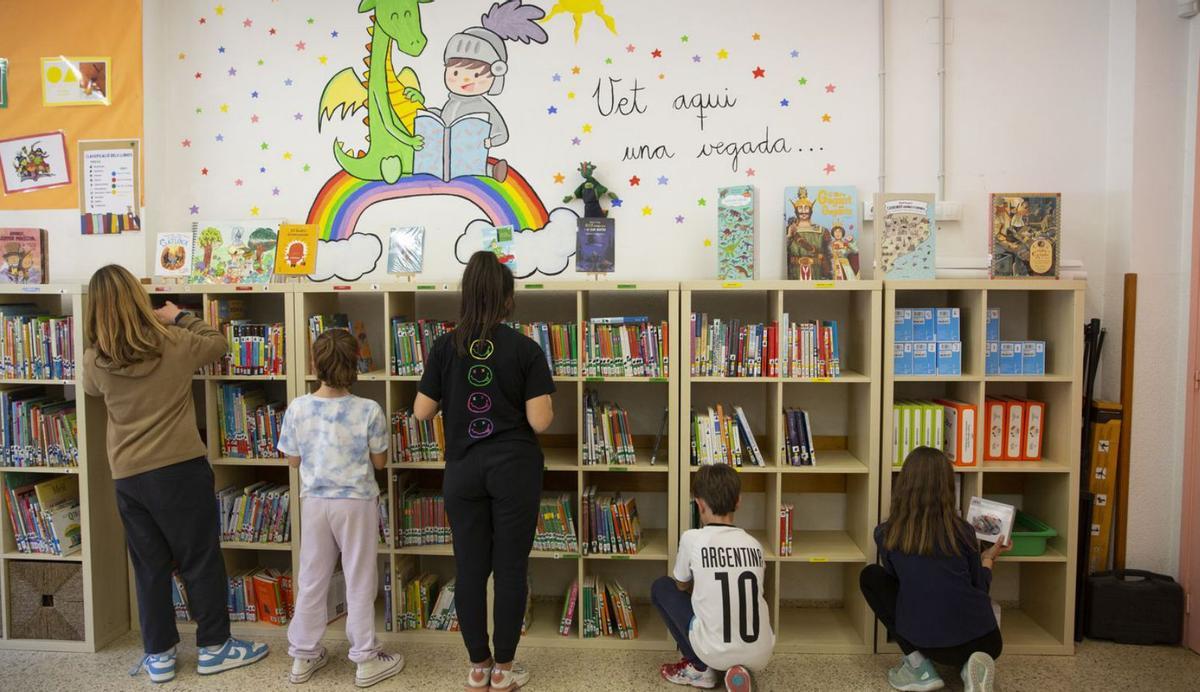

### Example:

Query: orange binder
xmin=1022 ymin=399 xmax=1045 ymax=461
xmin=984 ymin=398 xmax=1006 ymax=461
xmin=935 ymin=399 xmax=977 ymax=467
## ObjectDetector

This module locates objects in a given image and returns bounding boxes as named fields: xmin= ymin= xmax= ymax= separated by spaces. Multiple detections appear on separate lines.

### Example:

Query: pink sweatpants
xmin=288 ymin=497 xmax=380 ymax=663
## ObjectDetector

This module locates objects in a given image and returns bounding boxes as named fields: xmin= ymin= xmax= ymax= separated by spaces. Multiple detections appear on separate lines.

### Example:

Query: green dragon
xmin=319 ymin=0 xmax=432 ymax=183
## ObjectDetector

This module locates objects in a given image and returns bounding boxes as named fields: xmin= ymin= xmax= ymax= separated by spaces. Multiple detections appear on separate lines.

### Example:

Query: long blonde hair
xmin=85 ymin=265 xmax=169 ymax=368
xmin=884 ymin=446 xmax=966 ymax=556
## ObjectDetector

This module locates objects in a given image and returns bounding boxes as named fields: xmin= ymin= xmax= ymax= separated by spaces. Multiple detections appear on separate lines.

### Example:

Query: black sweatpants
xmin=115 ymin=457 xmax=230 ymax=654
xmin=443 ymin=447 xmax=543 ymax=665
xmin=860 ymin=564 xmax=1002 ymax=668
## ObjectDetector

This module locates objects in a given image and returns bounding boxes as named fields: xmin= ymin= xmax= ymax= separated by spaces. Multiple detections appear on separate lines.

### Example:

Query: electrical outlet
xmin=935 ymin=201 xmax=963 ymax=221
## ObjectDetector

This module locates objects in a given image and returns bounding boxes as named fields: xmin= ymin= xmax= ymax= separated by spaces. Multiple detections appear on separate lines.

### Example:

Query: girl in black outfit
xmin=860 ymin=447 xmax=1010 ymax=692
xmin=415 ymin=252 xmax=555 ymax=692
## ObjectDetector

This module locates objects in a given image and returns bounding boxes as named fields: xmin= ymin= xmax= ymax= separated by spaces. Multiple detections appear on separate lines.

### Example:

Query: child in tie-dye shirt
xmin=276 ymin=329 xmax=402 ymax=687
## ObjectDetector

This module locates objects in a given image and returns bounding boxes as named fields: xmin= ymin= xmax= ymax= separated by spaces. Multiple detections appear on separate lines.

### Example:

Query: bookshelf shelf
xmin=0 ymin=466 xmax=80 ymax=474
xmin=220 ymin=542 xmax=293 ymax=552
xmin=209 ymin=458 xmax=292 ymax=467
xmin=581 ymin=529 xmax=669 ymax=561
xmin=775 ymin=606 xmax=869 ymax=654
xmin=1 ymin=551 xmax=84 ymax=562
xmin=782 ymin=530 xmax=868 ymax=563
xmin=0 ymin=378 xmax=75 ymax=386
xmin=880 ymin=280 xmax=1084 ymax=656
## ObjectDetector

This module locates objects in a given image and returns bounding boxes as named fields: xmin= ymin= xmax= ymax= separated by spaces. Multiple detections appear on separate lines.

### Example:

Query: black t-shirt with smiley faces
xmin=418 ymin=324 xmax=556 ymax=462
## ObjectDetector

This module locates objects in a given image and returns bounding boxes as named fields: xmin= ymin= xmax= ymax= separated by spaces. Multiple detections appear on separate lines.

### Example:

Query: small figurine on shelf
xmin=563 ymin=161 xmax=617 ymax=218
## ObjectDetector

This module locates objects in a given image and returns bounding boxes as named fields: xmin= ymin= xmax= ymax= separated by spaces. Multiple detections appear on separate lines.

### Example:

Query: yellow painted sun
xmin=543 ymin=0 xmax=618 ymax=44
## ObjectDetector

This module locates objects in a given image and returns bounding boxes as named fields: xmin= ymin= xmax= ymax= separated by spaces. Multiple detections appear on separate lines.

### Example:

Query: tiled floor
xmin=1 ymin=632 xmax=1198 ymax=691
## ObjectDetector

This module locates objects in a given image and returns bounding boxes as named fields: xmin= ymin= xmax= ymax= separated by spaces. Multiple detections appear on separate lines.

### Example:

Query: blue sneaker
xmin=197 ymin=637 xmax=269 ymax=675
xmin=887 ymin=657 xmax=944 ymax=691
xmin=129 ymin=646 xmax=177 ymax=683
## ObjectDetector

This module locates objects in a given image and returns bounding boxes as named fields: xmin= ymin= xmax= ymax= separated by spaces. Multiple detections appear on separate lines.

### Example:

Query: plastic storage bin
xmin=1007 ymin=511 xmax=1057 ymax=557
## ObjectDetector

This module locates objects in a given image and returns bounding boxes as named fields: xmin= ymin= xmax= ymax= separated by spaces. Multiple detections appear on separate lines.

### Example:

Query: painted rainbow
xmin=306 ymin=160 xmax=550 ymax=241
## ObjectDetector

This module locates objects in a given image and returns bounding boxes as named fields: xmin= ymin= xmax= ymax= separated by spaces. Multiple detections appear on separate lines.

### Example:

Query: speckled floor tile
xmin=1 ymin=633 xmax=1198 ymax=691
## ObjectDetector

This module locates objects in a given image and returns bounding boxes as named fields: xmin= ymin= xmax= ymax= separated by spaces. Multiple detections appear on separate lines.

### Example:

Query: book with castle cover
xmin=190 ymin=220 xmax=281 ymax=284
xmin=0 ymin=228 xmax=47 ymax=284
xmin=274 ymin=224 xmax=318 ymax=276
xmin=784 ymin=187 xmax=860 ymax=280
xmin=717 ymin=186 xmax=755 ymax=280
xmin=989 ymin=193 xmax=1060 ymax=278
xmin=155 ymin=232 xmax=191 ymax=277
xmin=875 ymin=193 xmax=936 ymax=279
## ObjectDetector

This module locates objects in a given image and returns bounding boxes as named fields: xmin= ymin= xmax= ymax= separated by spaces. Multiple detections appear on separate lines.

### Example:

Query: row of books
xmin=309 ymin=314 xmax=374 ymax=373
xmin=3 ymin=474 xmax=81 ymax=556
xmin=533 ymin=493 xmax=580 ymax=553
xmin=395 ymin=486 xmax=451 ymax=547
xmin=783 ymin=408 xmax=818 ymax=467
xmin=377 ymin=493 xmax=390 ymax=545
xmin=779 ymin=503 xmax=795 ymax=556
xmin=581 ymin=488 xmax=642 ymax=555
xmin=390 ymin=318 xmax=453 ymax=376
xmin=689 ymin=315 xmax=776 ymax=378
xmin=508 ymin=321 xmax=579 ymax=377
xmin=0 ymin=308 xmax=74 ymax=380
xmin=689 ymin=404 xmax=765 ymax=467
xmin=892 ymin=399 xmax=975 ymax=467
xmin=172 ymin=572 xmax=192 ymax=622
xmin=581 ymin=577 xmax=638 ymax=639
xmin=217 ymin=384 xmax=285 ymax=459
xmin=0 ymin=388 xmax=77 ymax=467
xmin=784 ymin=319 xmax=842 ymax=379
xmin=216 ymin=482 xmax=291 ymax=544
xmin=583 ymin=390 xmax=636 ymax=466
xmin=227 ymin=568 xmax=294 ymax=625
xmin=200 ymin=298 xmax=287 ymax=376
xmin=391 ymin=410 xmax=444 ymax=463
xmin=582 ymin=318 xmax=669 ymax=378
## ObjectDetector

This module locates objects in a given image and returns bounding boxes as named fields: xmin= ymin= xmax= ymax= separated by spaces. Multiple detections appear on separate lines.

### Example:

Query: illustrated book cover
xmin=190 ymin=220 xmax=281 ymax=284
xmin=155 ymin=232 xmax=191 ymax=277
xmin=576 ymin=217 xmax=615 ymax=273
xmin=274 ymin=224 xmax=318 ymax=276
xmin=784 ymin=186 xmax=860 ymax=280
xmin=989 ymin=193 xmax=1061 ymax=279
xmin=875 ymin=193 xmax=936 ymax=280
xmin=717 ymin=186 xmax=756 ymax=280
xmin=0 ymin=228 xmax=47 ymax=284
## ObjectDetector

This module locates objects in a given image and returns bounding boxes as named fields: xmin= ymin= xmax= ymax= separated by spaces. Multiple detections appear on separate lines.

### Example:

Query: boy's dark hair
xmin=313 ymin=329 xmax=359 ymax=389
xmin=693 ymin=464 xmax=741 ymax=516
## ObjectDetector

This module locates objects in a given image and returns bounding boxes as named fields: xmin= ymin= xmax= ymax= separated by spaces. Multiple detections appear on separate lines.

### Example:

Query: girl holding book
xmin=414 ymin=251 xmax=556 ymax=691
xmin=82 ymin=265 xmax=269 ymax=683
xmin=860 ymin=446 xmax=1010 ymax=692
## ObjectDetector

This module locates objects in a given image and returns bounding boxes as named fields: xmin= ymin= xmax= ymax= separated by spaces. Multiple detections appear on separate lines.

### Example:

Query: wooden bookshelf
xmin=679 ymin=280 xmax=882 ymax=655
xmin=0 ymin=285 xmax=128 ymax=653
xmin=879 ymin=279 xmax=1084 ymax=655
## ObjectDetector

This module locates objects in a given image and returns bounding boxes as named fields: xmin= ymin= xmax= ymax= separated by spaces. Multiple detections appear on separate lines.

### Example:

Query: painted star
xmin=625 ymin=44 xmax=636 ymax=53
xmin=250 ymin=114 xmax=260 ymax=123
xmin=552 ymin=73 xmax=562 ymax=82
xmin=746 ymin=168 xmax=756 ymax=177
xmin=629 ymin=175 xmax=641 ymax=186
xmin=292 ymin=112 xmax=304 ymax=121
xmin=195 ymin=107 xmax=202 ymax=114
xmin=571 ymin=65 xmax=581 ymax=75
xmin=296 ymin=41 xmax=306 ymax=51
xmin=318 ymin=56 xmax=328 ymax=65
xmin=235 ymin=178 xmax=244 ymax=186
xmin=218 ymin=46 xmax=225 ymax=54
xmin=215 ymin=4 xmax=225 ymax=15
xmin=272 ymin=187 xmax=281 ymax=196
xmin=605 ymin=58 xmax=613 ymax=65
xmin=790 ymin=49 xmax=800 ymax=58
xmin=547 ymin=106 xmax=558 ymax=115
xmin=657 ymin=175 xmax=669 ymax=185
xmin=651 ymin=49 xmax=663 ymax=58
xmin=181 ymin=139 xmax=191 ymax=148
xmin=303 ymin=164 xmax=311 ymax=172
xmin=228 ymin=67 xmax=237 ymax=76
xmin=780 ymin=98 xmax=790 ymax=107
xmin=582 ymin=124 xmax=593 ymax=133
xmin=798 ymin=77 xmax=808 ymax=86
xmin=201 ymin=167 xmax=209 ymax=175
xmin=675 ymin=215 xmax=685 ymax=224
xmin=680 ymin=35 xmax=689 ymax=43
xmin=692 ymin=55 xmax=701 ymax=63
xmin=658 ymin=73 xmax=666 ymax=80
xmin=567 ymin=92 xmax=576 ymax=100
xmin=257 ymin=59 xmax=265 ymax=66
xmin=821 ymin=113 xmax=831 ymax=122
xmin=260 ymin=167 xmax=266 ymax=173
xmin=242 ymin=18 xmax=252 ymax=28
xmin=284 ymin=78 xmax=293 ymax=86
xmin=189 ymin=205 xmax=200 ymax=215
xmin=752 ymin=32 xmax=761 ymax=40
xmin=220 ymin=103 xmax=229 ymax=113
xmin=199 ymin=17 xmax=206 ymax=25
xmin=215 ymin=134 xmax=224 ymax=142
xmin=697 ymin=198 xmax=707 ymax=206
xmin=752 ymin=66 xmax=766 ymax=79
xmin=825 ymin=83 xmax=837 ymax=93
xmin=250 ymin=206 xmax=260 ymax=216
xmin=824 ymin=163 xmax=837 ymax=175
xmin=283 ymin=152 xmax=293 ymax=160
xmin=331 ymin=30 xmax=339 ymax=38
xmin=704 ymin=238 xmax=712 ymax=247
xmin=642 ymin=206 xmax=653 ymax=216
xmin=251 ymin=91 xmax=259 ymax=98
xmin=611 ymin=198 xmax=623 ymax=207
xmin=195 ymin=72 xmax=203 ymax=79
xmin=260 ymin=142 xmax=269 ymax=150
xmin=553 ymin=172 xmax=565 ymax=184
xmin=268 ymin=28 xmax=277 ymax=36
xmin=306 ymin=17 xmax=315 ymax=25
xmin=178 ymin=52 xmax=186 ymax=60
xmin=717 ymin=49 xmax=729 ymax=60
xmin=571 ymin=137 xmax=581 ymax=145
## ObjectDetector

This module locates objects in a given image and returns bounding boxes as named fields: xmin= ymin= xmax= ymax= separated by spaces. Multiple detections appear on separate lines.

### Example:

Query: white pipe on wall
xmin=937 ymin=0 xmax=948 ymax=201
xmin=878 ymin=0 xmax=887 ymax=194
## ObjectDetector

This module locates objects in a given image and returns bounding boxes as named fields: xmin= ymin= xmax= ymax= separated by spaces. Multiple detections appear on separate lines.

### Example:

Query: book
xmin=783 ymin=186 xmax=859 ymax=280
xmin=584 ymin=318 xmax=669 ymax=378
xmin=412 ymin=111 xmax=490 ymax=181
xmin=482 ymin=224 xmax=516 ymax=266
xmin=990 ymin=193 xmax=1060 ymax=278
xmin=874 ymin=194 xmax=936 ymax=279
xmin=3 ymin=473 xmax=81 ymax=555
xmin=583 ymin=390 xmax=637 ymax=466
xmin=392 ymin=410 xmax=445 ymax=463
xmin=393 ymin=480 xmax=451 ymax=547
xmin=717 ymin=186 xmax=756 ymax=280
xmin=388 ymin=226 xmax=425 ymax=274
xmin=0 ymin=388 xmax=78 ymax=467
xmin=689 ymin=405 xmax=765 ymax=467
xmin=201 ymin=299 xmax=286 ymax=377
xmin=217 ymin=384 xmax=285 ymax=459
xmin=274 ymin=224 xmax=318 ymax=276
xmin=216 ymin=482 xmax=291 ymax=543
xmin=779 ymin=503 xmax=794 ymax=556
xmin=580 ymin=487 xmax=642 ymax=555
xmin=155 ymin=232 xmax=191 ymax=277
xmin=966 ymin=497 xmax=1016 ymax=545
xmin=190 ymin=220 xmax=281 ymax=284
xmin=0 ymin=228 xmax=47 ymax=284
xmin=534 ymin=493 xmax=580 ymax=553
xmin=0 ymin=308 xmax=74 ymax=380
xmin=390 ymin=318 xmax=455 ymax=376
xmin=559 ymin=579 xmax=579 ymax=636
xmin=508 ymin=321 xmax=579 ymax=376
xmin=576 ymin=217 xmax=615 ymax=273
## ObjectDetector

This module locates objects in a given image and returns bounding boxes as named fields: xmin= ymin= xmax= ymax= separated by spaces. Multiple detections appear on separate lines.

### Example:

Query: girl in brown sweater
xmin=81 ymin=265 xmax=269 ymax=682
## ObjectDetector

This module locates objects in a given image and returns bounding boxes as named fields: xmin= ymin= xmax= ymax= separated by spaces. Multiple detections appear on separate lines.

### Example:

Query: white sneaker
xmin=355 ymin=651 xmax=405 ymax=688
xmin=489 ymin=662 xmax=530 ymax=691
xmin=961 ymin=652 xmax=995 ymax=692
xmin=466 ymin=661 xmax=494 ymax=689
xmin=661 ymin=658 xmax=718 ymax=689
xmin=289 ymin=648 xmax=329 ymax=684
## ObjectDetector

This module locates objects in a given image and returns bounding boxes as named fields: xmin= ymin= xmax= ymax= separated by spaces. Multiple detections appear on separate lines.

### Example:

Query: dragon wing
xmin=318 ymin=68 xmax=369 ymax=132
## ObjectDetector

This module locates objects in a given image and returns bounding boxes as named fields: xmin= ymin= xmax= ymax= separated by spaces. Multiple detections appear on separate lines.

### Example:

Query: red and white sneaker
xmin=724 ymin=665 xmax=753 ymax=692
xmin=660 ymin=658 xmax=718 ymax=689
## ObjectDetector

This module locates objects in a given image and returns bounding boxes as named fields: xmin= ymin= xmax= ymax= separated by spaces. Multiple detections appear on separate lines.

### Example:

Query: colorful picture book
xmin=580 ymin=487 xmax=642 ymax=555
xmin=0 ymin=228 xmax=47 ymax=284
xmin=391 ymin=410 xmax=445 ymax=463
xmin=155 ymin=232 xmax=191 ymax=277
xmin=717 ymin=186 xmax=756 ymax=280
xmin=576 ymin=217 xmax=615 ymax=273
xmin=390 ymin=318 xmax=454 ymax=376
xmin=690 ymin=404 xmax=766 ymax=467
xmin=412 ymin=111 xmax=490 ymax=181
xmin=990 ymin=193 xmax=1061 ymax=278
xmin=0 ymin=388 xmax=78 ymax=467
xmin=783 ymin=408 xmax=817 ymax=466
xmin=482 ymin=224 xmax=516 ymax=266
xmin=784 ymin=186 xmax=860 ymax=280
xmin=582 ymin=577 xmax=638 ymax=639
xmin=189 ymin=220 xmax=281 ymax=284
xmin=583 ymin=317 xmax=669 ymax=378
xmin=217 ymin=384 xmax=285 ymax=459
xmin=0 ymin=307 xmax=74 ymax=380
xmin=508 ymin=321 xmax=578 ymax=376
xmin=534 ymin=493 xmax=580 ymax=553
xmin=875 ymin=194 xmax=936 ymax=279
xmin=274 ymin=224 xmax=318 ymax=276
xmin=388 ymin=226 xmax=425 ymax=274
xmin=3 ymin=473 xmax=81 ymax=556
xmin=583 ymin=389 xmax=636 ymax=466
xmin=216 ymin=482 xmax=291 ymax=544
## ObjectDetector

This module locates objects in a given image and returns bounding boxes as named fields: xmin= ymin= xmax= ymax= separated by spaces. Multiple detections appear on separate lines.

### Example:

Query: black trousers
xmin=443 ymin=447 xmax=543 ymax=664
xmin=859 ymin=564 xmax=1003 ymax=668
xmin=115 ymin=457 xmax=230 ymax=654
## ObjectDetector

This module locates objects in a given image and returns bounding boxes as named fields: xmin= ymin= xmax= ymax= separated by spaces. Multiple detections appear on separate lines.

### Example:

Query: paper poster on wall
xmin=0 ymin=58 xmax=9 ymax=108
xmin=155 ymin=232 xmax=191 ymax=278
xmin=0 ymin=131 xmax=70 ymax=194
xmin=78 ymin=139 xmax=140 ymax=234
xmin=41 ymin=57 xmax=110 ymax=107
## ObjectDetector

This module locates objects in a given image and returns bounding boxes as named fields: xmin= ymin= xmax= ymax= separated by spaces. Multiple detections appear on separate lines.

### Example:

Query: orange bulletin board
xmin=0 ymin=0 xmax=143 ymax=210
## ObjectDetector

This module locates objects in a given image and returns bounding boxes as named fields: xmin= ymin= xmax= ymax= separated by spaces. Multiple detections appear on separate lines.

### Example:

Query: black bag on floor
xmin=1085 ymin=570 xmax=1183 ymax=645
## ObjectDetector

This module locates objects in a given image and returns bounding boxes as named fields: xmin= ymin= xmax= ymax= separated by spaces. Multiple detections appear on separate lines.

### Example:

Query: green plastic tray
xmin=1008 ymin=511 xmax=1057 ymax=557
